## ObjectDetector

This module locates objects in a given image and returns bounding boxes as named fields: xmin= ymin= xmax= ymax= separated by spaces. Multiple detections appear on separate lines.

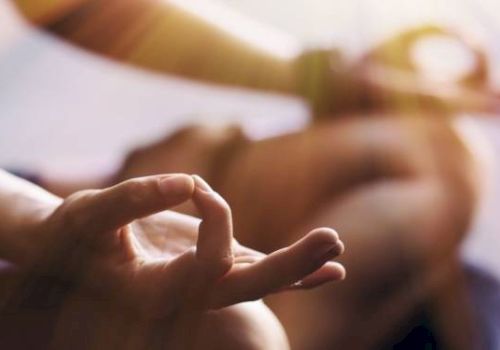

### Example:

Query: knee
xmin=342 ymin=116 xmax=484 ymax=249
xmin=386 ymin=117 xmax=485 ymax=253
xmin=371 ymin=117 xmax=482 ymax=227
xmin=415 ymin=118 xmax=484 ymax=241
xmin=195 ymin=301 xmax=289 ymax=350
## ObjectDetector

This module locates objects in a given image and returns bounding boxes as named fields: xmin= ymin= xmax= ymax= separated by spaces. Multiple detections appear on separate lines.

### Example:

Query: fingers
xmin=72 ymin=174 xmax=195 ymax=232
xmin=209 ymin=228 xmax=345 ymax=308
xmin=285 ymin=261 xmax=346 ymax=290
xmin=361 ymin=63 xmax=500 ymax=114
xmin=191 ymin=175 xmax=234 ymax=279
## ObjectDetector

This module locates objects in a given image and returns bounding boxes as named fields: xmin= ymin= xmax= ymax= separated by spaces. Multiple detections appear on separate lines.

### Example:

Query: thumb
xmin=72 ymin=174 xmax=195 ymax=233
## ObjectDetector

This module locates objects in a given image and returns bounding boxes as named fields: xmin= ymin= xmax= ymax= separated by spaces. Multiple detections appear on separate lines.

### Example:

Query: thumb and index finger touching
xmin=72 ymin=173 xmax=344 ymax=307
xmin=75 ymin=173 xmax=235 ymax=275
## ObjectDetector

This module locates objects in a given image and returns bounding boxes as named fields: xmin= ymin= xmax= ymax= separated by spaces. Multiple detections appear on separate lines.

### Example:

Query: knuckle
xmin=58 ymin=189 xmax=99 ymax=229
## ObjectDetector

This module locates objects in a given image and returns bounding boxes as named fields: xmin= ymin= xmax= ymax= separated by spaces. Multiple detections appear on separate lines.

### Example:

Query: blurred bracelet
xmin=295 ymin=48 xmax=363 ymax=119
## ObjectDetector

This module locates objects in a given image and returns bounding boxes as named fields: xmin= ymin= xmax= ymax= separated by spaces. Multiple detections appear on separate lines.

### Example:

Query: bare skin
xmin=0 ymin=171 xmax=346 ymax=349
xmin=8 ymin=1 xmax=489 ymax=347
xmin=115 ymin=116 xmax=482 ymax=349
xmin=12 ymin=0 xmax=499 ymax=119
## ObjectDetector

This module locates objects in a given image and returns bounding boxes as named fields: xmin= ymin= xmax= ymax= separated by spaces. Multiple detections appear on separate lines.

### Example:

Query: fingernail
xmin=159 ymin=174 xmax=191 ymax=196
xmin=192 ymin=174 xmax=213 ymax=193
xmin=314 ymin=240 xmax=344 ymax=261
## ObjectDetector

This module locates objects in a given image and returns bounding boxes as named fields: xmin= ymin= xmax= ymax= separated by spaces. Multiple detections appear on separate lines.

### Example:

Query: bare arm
xmin=12 ymin=0 xmax=496 ymax=117
xmin=13 ymin=0 xmax=300 ymax=94
xmin=12 ymin=0 xmax=364 ymax=116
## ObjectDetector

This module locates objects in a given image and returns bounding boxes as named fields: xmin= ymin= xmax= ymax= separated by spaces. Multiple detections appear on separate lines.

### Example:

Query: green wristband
xmin=295 ymin=49 xmax=362 ymax=119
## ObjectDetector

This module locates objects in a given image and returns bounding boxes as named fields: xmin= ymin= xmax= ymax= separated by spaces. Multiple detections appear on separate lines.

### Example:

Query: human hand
xmin=297 ymin=25 xmax=499 ymax=118
xmin=355 ymin=25 xmax=498 ymax=115
xmin=22 ymin=174 xmax=344 ymax=348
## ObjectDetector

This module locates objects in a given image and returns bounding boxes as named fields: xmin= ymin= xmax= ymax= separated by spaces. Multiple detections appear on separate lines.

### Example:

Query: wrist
xmin=0 ymin=170 xmax=62 ymax=269
xmin=11 ymin=194 xmax=61 ymax=271
xmin=294 ymin=48 xmax=363 ymax=118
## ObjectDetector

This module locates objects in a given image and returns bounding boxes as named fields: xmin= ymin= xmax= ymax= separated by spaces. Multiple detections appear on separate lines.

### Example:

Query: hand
xmin=354 ymin=25 xmax=497 ymax=115
xmin=21 ymin=174 xmax=344 ymax=348
xmin=297 ymin=25 xmax=499 ymax=118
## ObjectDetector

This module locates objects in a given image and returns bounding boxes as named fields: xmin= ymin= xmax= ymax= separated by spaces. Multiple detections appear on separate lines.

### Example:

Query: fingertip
xmin=297 ymin=227 xmax=344 ymax=261
xmin=328 ymin=262 xmax=347 ymax=281
xmin=294 ymin=262 xmax=346 ymax=290
xmin=337 ymin=240 xmax=345 ymax=255
xmin=306 ymin=227 xmax=340 ymax=247
xmin=192 ymin=174 xmax=213 ymax=193
xmin=191 ymin=174 xmax=215 ymax=204
xmin=191 ymin=174 xmax=231 ymax=218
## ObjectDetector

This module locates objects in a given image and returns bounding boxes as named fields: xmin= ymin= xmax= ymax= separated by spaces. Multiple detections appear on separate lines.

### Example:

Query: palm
xmin=48 ymin=212 xmax=280 ymax=349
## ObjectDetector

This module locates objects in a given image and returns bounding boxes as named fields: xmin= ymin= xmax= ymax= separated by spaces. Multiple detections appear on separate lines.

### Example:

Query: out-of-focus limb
xmin=11 ymin=0 xmax=86 ymax=25
xmin=12 ymin=1 xmax=498 ymax=117
xmin=297 ymin=25 xmax=500 ymax=118
xmin=12 ymin=0 xmax=299 ymax=94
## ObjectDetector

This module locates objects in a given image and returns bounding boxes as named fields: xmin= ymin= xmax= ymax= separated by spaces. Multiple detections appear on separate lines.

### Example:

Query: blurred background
xmin=3 ymin=0 xmax=500 ymax=171
xmin=1 ymin=0 xmax=500 ymax=348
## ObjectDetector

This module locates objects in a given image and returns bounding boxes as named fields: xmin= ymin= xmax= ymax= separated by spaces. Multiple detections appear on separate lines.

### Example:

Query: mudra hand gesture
xmin=24 ymin=174 xmax=344 ymax=349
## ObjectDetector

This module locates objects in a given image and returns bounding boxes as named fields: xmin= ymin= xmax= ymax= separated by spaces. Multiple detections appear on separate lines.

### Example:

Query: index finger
xmin=191 ymin=175 xmax=234 ymax=280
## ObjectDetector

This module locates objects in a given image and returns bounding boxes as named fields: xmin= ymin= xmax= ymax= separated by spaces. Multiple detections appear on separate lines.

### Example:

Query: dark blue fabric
xmin=464 ymin=262 xmax=500 ymax=350
xmin=3 ymin=169 xmax=41 ymax=186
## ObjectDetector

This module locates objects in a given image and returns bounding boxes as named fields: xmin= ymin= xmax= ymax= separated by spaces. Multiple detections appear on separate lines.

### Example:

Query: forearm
xmin=0 ymin=169 xmax=61 ymax=266
xmin=15 ymin=0 xmax=299 ymax=94
xmin=13 ymin=0 xmax=362 ymax=116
